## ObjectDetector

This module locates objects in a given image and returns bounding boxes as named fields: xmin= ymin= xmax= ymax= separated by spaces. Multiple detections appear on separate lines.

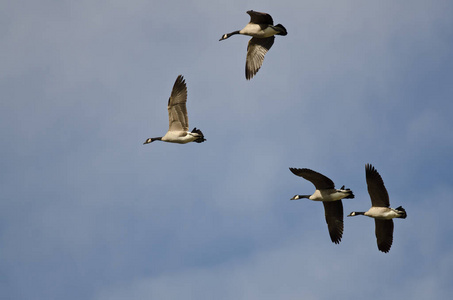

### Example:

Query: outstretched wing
xmin=365 ymin=164 xmax=390 ymax=207
xmin=289 ymin=168 xmax=335 ymax=190
xmin=246 ymin=10 xmax=274 ymax=25
xmin=167 ymin=75 xmax=189 ymax=132
xmin=323 ymin=201 xmax=344 ymax=244
xmin=375 ymin=219 xmax=394 ymax=253
xmin=246 ymin=36 xmax=274 ymax=80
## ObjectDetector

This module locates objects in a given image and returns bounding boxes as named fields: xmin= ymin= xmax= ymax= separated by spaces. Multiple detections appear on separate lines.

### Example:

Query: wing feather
xmin=323 ymin=201 xmax=344 ymax=244
xmin=365 ymin=164 xmax=390 ymax=207
xmin=167 ymin=75 xmax=189 ymax=132
xmin=289 ymin=168 xmax=335 ymax=189
xmin=375 ymin=219 xmax=394 ymax=253
xmin=246 ymin=10 xmax=274 ymax=25
xmin=246 ymin=37 xmax=274 ymax=80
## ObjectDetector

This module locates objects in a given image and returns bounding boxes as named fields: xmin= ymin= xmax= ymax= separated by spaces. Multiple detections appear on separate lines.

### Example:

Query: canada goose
xmin=219 ymin=10 xmax=287 ymax=80
xmin=143 ymin=75 xmax=206 ymax=145
xmin=289 ymin=168 xmax=355 ymax=244
xmin=348 ymin=164 xmax=407 ymax=253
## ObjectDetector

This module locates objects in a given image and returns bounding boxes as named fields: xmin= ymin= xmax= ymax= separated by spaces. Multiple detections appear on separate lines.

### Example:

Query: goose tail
xmin=275 ymin=24 xmax=287 ymax=36
xmin=191 ymin=127 xmax=206 ymax=143
xmin=395 ymin=206 xmax=407 ymax=219
xmin=339 ymin=186 xmax=355 ymax=199
xmin=343 ymin=190 xmax=355 ymax=199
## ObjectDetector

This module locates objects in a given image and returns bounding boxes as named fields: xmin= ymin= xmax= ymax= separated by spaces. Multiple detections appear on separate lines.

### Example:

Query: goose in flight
xmin=143 ymin=75 xmax=206 ymax=145
xmin=289 ymin=168 xmax=355 ymax=244
xmin=348 ymin=164 xmax=407 ymax=253
xmin=219 ymin=10 xmax=287 ymax=80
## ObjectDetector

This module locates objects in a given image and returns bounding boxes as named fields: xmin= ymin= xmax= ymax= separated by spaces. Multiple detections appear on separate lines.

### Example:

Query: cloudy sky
xmin=1 ymin=0 xmax=453 ymax=299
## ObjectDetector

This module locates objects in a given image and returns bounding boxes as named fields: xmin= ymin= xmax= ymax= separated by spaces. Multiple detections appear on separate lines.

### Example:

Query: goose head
xmin=290 ymin=195 xmax=310 ymax=200
xmin=219 ymin=31 xmax=240 ymax=41
xmin=347 ymin=211 xmax=365 ymax=217
xmin=143 ymin=137 xmax=162 ymax=144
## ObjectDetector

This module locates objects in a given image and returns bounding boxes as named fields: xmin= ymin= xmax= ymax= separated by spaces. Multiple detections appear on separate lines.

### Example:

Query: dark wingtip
xmin=288 ymin=167 xmax=299 ymax=175
xmin=330 ymin=233 xmax=342 ymax=244
xmin=175 ymin=74 xmax=185 ymax=83
xmin=331 ymin=237 xmax=342 ymax=244
xmin=245 ymin=70 xmax=253 ymax=80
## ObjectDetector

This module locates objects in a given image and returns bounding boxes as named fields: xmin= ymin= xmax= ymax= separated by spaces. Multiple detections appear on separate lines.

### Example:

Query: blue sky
xmin=1 ymin=0 xmax=453 ymax=299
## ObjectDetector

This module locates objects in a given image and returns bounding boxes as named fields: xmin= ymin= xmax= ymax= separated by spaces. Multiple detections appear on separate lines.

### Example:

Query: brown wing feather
xmin=167 ymin=75 xmax=188 ymax=132
xmin=375 ymin=219 xmax=394 ymax=253
xmin=245 ymin=37 xmax=274 ymax=80
xmin=289 ymin=168 xmax=335 ymax=190
xmin=323 ymin=201 xmax=344 ymax=244
xmin=246 ymin=10 xmax=274 ymax=25
xmin=365 ymin=164 xmax=390 ymax=207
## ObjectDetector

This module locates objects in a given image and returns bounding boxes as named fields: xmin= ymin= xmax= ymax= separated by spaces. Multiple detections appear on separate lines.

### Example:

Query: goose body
xmin=352 ymin=206 xmax=405 ymax=219
xmin=219 ymin=10 xmax=287 ymax=80
xmin=289 ymin=168 xmax=355 ymax=244
xmin=143 ymin=75 xmax=205 ymax=145
xmin=299 ymin=188 xmax=355 ymax=202
xmin=348 ymin=164 xmax=407 ymax=253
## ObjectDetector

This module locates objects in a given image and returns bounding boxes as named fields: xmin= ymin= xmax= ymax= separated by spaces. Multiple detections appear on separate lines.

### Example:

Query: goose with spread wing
xmin=348 ymin=164 xmax=406 ymax=253
xmin=143 ymin=75 xmax=205 ymax=145
xmin=289 ymin=168 xmax=354 ymax=244
xmin=219 ymin=10 xmax=287 ymax=80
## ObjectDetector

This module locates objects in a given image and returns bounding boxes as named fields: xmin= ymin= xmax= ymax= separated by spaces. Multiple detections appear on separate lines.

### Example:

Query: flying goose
xmin=348 ymin=164 xmax=407 ymax=253
xmin=143 ymin=75 xmax=206 ymax=145
xmin=289 ymin=168 xmax=355 ymax=244
xmin=219 ymin=10 xmax=287 ymax=80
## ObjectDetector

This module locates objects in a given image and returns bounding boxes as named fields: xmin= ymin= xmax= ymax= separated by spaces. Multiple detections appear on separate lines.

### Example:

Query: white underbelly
xmin=240 ymin=24 xmax=277 ymax=38
xmin=162 ymin=131 xmax=197 ymax=144
xmin=309 ymin=189 xmax=346 ymax=201
xmin=365 ymin=207 xmax=400 ymax=219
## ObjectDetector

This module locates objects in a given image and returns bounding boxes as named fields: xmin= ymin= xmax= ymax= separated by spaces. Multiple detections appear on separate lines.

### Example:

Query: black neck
xmin=353 ymin=212 xmax=365 ymax=215
xmin=221 ymin=31 xmax=240 ymax=40
xmin=144 ymin=137 xmax=162 ymax=145
xmin=229 ymin=30 xmax=240 ymax=37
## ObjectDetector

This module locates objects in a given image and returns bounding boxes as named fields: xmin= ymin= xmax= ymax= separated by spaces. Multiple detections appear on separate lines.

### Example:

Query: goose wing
xmin=375 ymin=219 xmax=394 ymax=253
xmin=365 ymin=164 xmax=390 ymax=207
xmin=323 ymin=201 xmax=344 ymax=244
xmin=246 ymin=37 xmax=274 ymax=80
xmin=167 ymin=75 xmax=189 ymax=132
xmin=289 ymin=168 xmax=335 ymax=189
xmin=247 ymin=10 xmax=274 ymax=25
